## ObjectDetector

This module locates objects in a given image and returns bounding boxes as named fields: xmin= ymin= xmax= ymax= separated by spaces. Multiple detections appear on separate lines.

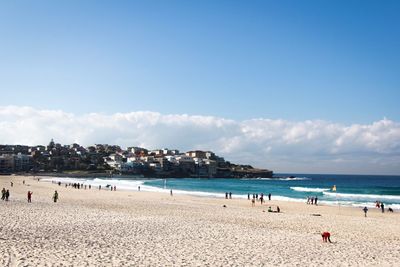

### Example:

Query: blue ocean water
xmin=44 ymin=173 xmax=400 ymax=209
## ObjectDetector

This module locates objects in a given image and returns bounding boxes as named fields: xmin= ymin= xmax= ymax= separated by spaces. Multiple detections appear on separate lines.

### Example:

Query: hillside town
xmin=0 ymin=139 xmax=273 ymax=178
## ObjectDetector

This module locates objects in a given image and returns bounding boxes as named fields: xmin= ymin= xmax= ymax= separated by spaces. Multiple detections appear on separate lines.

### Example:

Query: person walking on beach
xmin=170 ymin=189 xmax=173 ymax=196
xmin=53 ymin=190 xmax=59 ymax=203
xmin=381 ymin=203 xmax=385 ymax=213
xmin=314 ymin=196 xmax=318 ymax=206
xmin=1 ymin=188 xmax=5 ymax=200
xmin=363 ymin=206 xmax=368 ymax=217
xmin=138 ymin=186 xmax=140 ymax=191
xmin=27 ymin=191 xmax=33 ymax=203
xmin=268 ymin=193 xmax=271 ymax=201
xmin=251 ymin=197 xmax=255 ymax=207
xmin=225 ymin=192 xmax=228 ymax=199
xmin=229 ymin=192 xmax=232 ymax=199
xmin=248 ymin=193 xmax=250 ymax=200
xmin=5 ymin=190 xmax=10 ymax=201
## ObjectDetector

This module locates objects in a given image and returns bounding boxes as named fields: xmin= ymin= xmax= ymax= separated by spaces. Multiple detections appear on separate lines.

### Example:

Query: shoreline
xmin=36 ymin=174 xmax=400 ymax=211
xmin=1 ymin=174 xmax=400 ymax=266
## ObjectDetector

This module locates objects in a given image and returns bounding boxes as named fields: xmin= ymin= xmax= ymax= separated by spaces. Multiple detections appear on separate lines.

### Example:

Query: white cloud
xmin=1 ymin=105 xmax=399 ymax=175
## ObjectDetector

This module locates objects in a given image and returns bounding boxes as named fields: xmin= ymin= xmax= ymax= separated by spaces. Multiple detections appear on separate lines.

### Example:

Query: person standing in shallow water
xmin=53 ymin=190 xmax=59 ymax=202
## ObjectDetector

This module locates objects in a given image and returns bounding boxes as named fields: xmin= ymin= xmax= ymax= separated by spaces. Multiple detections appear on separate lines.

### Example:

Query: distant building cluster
xmin=0 ymin=139 xmax=273 ymax=178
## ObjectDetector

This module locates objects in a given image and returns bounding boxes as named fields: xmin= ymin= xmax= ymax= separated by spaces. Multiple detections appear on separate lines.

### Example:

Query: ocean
xmin=43 ymin=173 xmax=400 ymax=210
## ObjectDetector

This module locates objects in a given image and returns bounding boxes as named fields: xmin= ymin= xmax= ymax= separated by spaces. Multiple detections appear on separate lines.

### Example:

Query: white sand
xmin=1 ymin=175 xmax=399 ymax=266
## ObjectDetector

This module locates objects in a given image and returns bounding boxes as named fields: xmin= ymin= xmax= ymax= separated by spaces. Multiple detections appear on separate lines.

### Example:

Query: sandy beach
xmin=1 ymin=175 xmax=399 ymax=266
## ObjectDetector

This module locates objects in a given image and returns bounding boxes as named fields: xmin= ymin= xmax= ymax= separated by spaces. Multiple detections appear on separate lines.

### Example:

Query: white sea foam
xmin=290 ymin=187 xmax=331 ymax=193
xmin=323 ymin=191 xmax=400 ymax=201
xmin=278 ymin=177 xmax=311 ymax=181
xmin=242 ymin=177 xmax=311 ymax=181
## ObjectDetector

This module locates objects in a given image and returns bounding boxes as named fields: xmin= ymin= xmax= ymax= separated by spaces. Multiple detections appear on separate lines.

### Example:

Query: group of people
xmin=2 ymin=180 xmax=58 ymax=203
xmin=375 ymin=201 xmax=393 ymax=213
xmin=53 ymin=180 xmax=119 ymax=192
xmin=248 ymin=193 xmax=272 ymax=206
xmin=225 ymin=192 xmax=232 ymax=199
xmin=1 ymin=188 xmax=10 ymax=201
xmin=267 ymin=206 xmax=280 ymax=213
xmin=363 ymin=204 xmax=394 ymax=217
xmin=306 ymin=196 xmax=318 ymax=205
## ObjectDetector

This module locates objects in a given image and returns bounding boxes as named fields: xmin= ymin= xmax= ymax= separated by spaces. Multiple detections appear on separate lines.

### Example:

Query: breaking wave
xmin=290 ymin=187 xmax=331 ymax=193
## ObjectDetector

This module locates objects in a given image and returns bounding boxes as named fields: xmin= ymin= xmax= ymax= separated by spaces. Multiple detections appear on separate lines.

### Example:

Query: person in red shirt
xmin=321 ymin=232 xmax=332 ymax=243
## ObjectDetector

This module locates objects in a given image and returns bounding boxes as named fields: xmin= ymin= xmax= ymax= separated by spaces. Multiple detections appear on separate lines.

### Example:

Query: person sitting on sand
xmin=321 ymin=232 xmax=332 ymax=243
xmin=53 ymin=190 xmax=59 ymax=203
xmin=388 ymin=207 xmax=394 ymax=213
xmin=268 ymin=206 xmax=273 ymax=212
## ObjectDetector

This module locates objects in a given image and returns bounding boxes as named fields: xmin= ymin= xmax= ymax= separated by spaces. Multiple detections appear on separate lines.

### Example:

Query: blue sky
xmin=0 ymin=1 xmax=399 ymax=174
xmin=1 ymin=0 xmax=399 ymax=123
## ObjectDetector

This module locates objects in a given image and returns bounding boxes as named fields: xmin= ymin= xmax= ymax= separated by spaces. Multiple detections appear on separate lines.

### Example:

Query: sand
xmin=1 ymin=175 xmax=399 ymax=266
